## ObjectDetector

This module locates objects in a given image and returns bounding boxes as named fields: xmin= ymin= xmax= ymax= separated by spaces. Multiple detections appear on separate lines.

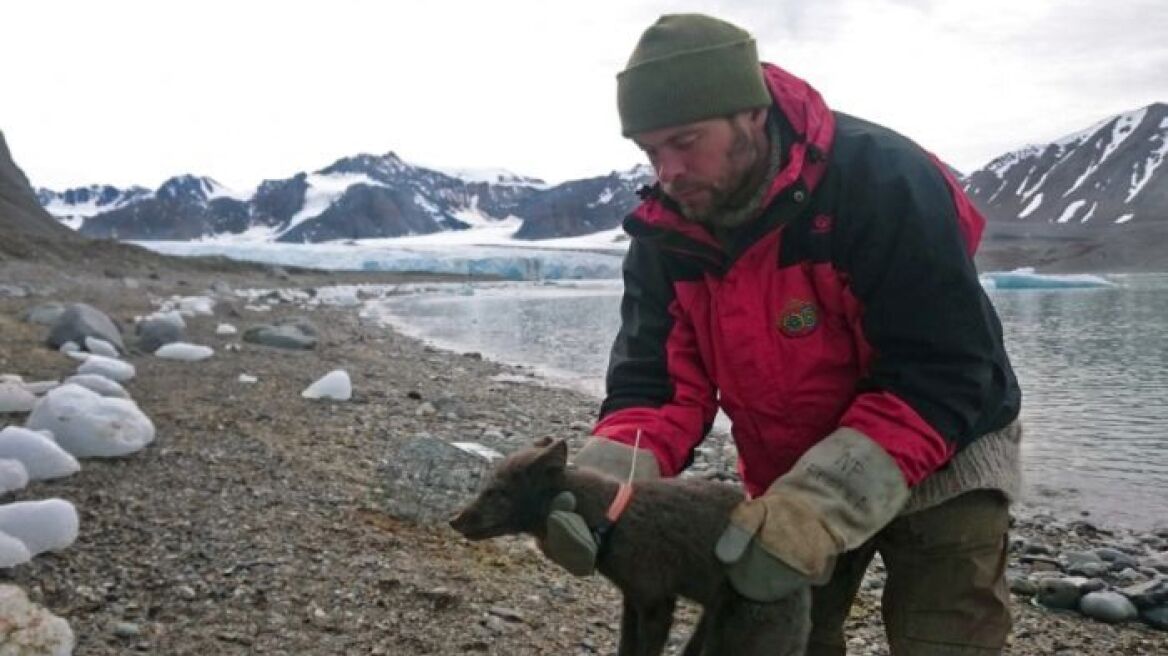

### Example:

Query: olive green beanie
xmin=617 ymin=14 xmax=772 ymax=137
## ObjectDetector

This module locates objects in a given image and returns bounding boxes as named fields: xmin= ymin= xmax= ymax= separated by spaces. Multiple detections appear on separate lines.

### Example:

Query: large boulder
xmin=380 ymin=435 xmax=502 ymax=524
xmin=243 ymin=318 xmax=318 ymax=350
xmin=46 ymin=303 xmax=125 ymax=354
xmin=136 ymin=315 xmax=186 ymax=353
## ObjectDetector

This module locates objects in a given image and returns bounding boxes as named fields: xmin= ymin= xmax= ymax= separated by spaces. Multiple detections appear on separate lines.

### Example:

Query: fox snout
xmin=449 ymin=506 xmax=490 ymax=540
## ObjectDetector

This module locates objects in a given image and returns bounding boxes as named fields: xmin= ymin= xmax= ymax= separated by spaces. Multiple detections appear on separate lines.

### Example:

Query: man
xmin=542 ymin=13 xmax=1023 ymax=656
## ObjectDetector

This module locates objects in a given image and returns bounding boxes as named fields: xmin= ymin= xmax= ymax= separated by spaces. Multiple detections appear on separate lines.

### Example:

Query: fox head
xmin=450 ymin=437 xmax=569 ymax=540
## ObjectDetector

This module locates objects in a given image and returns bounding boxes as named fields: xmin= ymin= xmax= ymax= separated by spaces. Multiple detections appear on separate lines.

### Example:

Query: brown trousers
xmin=807 ymin=490 xmax=1012 ymax=655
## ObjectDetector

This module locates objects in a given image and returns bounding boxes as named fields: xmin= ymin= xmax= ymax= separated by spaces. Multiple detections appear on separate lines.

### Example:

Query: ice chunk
xmin=980 ymin=267 xmax=1114 ymax=290
xmin=0 ymin=426 xmax=81 ymax=480
xmin=63 ymin=374 xmax=131 ymax=399
xmin=0 ymin=498 xmax=79 ymax=557
xmin=302 ymin=370 xmax=352 ymax=401
xmin=25 ymin=384 xmax=155 ymax=457
xmin=0 ymin=459 xmax=28 ymax=494
xmin=76 ymin=354 xmax=136 ymax=382
xmin=452 ymin=442 xmax=503 ymax=460
xmin=84 ymin=336 xmax=119 ymax=357
xmin=0 ymin=533 xmax=31 ymax=568
xmin=154 ymin=342 xmax=214 ymax=361
xmin=216 ymin=323 xmax=238 ymax=335
xmin=0 ymin=382 xmax=36 ymax=413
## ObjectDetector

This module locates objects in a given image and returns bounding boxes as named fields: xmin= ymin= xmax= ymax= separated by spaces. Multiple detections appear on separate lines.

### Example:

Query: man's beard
xmin=668 ymin=122 xmax=765 ymax=225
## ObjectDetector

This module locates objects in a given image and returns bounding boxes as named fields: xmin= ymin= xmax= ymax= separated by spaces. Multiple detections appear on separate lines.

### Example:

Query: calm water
xmin=373 ymin=275 xmax=1168 ymax=531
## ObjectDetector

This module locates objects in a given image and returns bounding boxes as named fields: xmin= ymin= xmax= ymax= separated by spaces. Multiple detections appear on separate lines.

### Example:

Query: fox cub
xmin=450 ymin=437 xmax=810 ymax=656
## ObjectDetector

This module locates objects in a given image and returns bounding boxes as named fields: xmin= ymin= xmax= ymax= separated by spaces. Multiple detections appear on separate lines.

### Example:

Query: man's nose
xmin=654 ymin=152 xmax=685 ymax=185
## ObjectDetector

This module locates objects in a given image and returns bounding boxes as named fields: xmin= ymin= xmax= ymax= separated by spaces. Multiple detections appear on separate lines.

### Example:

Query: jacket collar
xmin=626 ymin=63 xmax=836 ymax=246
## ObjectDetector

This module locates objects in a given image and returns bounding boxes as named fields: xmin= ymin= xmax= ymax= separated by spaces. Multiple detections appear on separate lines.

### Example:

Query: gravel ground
xmin=1 ymin=261 xmax=1166 ymax=655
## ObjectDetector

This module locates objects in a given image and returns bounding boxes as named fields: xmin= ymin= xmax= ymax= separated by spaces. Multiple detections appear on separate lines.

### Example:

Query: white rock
xmin=154 ymin=343 xmax=214 ymax=361
xmin=62 ymin=374 xmax=130 ymax=399
xmin=0 ymin=427 xmax=81 ymax=480
xmin=0 ymin=583 xmax=76 ymax=654
xmin=0 ymin=383 xmax=37 ymax=413
xmin=83 ymin=336 xmax=119 ymax=357
xmin=216 ymin=323 xmax=238 ymax=336
xmin=0 ymin=375 xmax=20 ymax=384
xmin=238 ymin=374 xmax=258 ymax=384
xmin=144 ymin=310 xmax=186 ymax=330
xmin=0 ymin=460 xmax=28 ymax=494
xmin=20 ymin=380 xmax=60 ymax=395
xmin=63 ymin=350 xmax=90 ymax=362
xmin=0 ymin=499 xmax=79 ymax=557
xmin=177 ymin=296 xmax=215 ymax=316
xmin=0 ymin=532 xmax=32 ymax=568
xmin=76 ymin=355 xmax=135 ymax=383
xmin=58 ymin=341 xmax=80 ymax=354
xmin=301 ymin=370 xmax=352 ymax=401
xmin=25 ymin=384 xmax=154 ymax=457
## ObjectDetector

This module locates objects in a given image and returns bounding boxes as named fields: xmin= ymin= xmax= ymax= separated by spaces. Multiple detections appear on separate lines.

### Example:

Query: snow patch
xmin=284 ymin=173 xmax=380 ymax=233
xmin=1126 ymin=116 xmax=1168 ymax=202
xmin=1055 ymin=200 xmax=1087 ymax=224
xmin=1018 ymin=193 xmax=1043 ymax=219
xmin=1065 ymin=107 xmax=1148 ymax=196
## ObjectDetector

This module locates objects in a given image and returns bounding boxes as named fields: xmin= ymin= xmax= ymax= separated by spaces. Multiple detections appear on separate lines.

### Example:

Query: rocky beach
xmin=0 ymin=253 xmax=1164 ymax=655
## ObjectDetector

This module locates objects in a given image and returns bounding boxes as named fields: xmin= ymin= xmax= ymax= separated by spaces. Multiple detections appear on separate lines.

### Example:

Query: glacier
xmin=133 ymin=239 xmax=627 ymax=280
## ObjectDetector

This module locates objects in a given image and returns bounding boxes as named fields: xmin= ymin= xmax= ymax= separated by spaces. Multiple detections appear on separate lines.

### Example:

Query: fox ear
xmin=533 ymin=437 xmax=569 ymax=472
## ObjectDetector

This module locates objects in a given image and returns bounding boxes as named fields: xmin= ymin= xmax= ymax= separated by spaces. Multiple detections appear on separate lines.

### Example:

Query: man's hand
xmin=715 ymin=428 xmax=911 ymax=601
xmin=540 ymin=437 xmax=660 ymax=576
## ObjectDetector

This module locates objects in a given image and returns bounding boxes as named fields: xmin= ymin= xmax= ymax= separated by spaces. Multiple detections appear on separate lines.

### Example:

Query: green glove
xmin=544 ymin=491 xmax=597 ymax=576
xmin=715 ymin=427 xmax=910 ymax=602
xmin=539 ymin=437 xmax=661 ymax=576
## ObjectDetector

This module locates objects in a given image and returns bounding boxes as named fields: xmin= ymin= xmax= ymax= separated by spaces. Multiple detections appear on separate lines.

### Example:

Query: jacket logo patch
xmin=811 ymin=214 xmax=834 ymax=234
xmin=778 ymin=299 xmax=819 ymax=337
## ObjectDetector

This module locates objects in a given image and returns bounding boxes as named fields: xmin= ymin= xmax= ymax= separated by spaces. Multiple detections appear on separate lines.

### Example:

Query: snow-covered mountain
xmin=965 ymin=103 xmax=1167 ymax=271
xmin=35 ymin=184 xmax=151 ymax=230
xmin=39 ymin=153 xmax=653 ymax=243
xmin=965 ymin=103 xmax=1167 ymax=231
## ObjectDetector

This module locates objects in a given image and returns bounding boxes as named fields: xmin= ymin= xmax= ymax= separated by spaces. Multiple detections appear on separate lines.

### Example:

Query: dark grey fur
xmin=451 ymin=438 xmax=810 ymax=656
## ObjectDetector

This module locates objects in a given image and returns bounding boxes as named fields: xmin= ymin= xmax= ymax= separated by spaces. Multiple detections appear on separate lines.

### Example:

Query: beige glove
xmin=541 ymin=437 xmax=660 ymax=576
xmin=715 ymin=427 xmax=910 ymax=601
xmin=572 ymin=436 xmax=661 ymax=481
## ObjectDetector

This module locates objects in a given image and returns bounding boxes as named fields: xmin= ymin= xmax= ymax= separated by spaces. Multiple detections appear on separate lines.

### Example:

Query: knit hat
xmin=617 ymin=14 xmax=772 ymax=137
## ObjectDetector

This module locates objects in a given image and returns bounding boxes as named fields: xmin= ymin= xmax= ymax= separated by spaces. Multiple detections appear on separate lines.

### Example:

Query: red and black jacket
xmin=592 ymin=63 xmax=1021 ymax=497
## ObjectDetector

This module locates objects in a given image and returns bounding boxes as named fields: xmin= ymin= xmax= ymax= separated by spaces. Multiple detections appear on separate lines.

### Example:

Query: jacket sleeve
xmin=592 ymin=238 xmax=718 ymax=476
xmin=833 ymin=141 xmax=1016 ymax=486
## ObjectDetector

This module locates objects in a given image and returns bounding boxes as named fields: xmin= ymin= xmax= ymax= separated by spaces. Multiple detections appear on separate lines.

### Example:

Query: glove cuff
xmin=572 ymin=436 xmax=661 ymax=481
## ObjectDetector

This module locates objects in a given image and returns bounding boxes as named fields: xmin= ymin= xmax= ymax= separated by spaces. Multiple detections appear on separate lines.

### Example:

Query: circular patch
xmin=777 ymin=299 xmax=819 ymax=338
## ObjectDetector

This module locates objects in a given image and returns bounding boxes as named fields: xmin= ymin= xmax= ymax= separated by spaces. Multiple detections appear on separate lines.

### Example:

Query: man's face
xmin=632 ymin=110 xmax=768 ymax=223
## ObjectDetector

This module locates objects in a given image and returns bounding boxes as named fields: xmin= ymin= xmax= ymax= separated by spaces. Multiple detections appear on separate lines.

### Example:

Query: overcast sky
xmin=4 ymin=0 xmax=1166 ymax=192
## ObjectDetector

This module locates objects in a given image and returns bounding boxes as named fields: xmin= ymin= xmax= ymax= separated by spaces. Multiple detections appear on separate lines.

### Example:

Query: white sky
xmin=4 ymin=0 xmax=1166 ymax=192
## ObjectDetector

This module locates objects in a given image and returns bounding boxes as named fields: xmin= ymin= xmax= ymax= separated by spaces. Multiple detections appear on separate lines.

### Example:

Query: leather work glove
xmin=715 ymin=427 xmax=910 ymax=601
xmin=541 ymin=437 xmax=660 ymax=576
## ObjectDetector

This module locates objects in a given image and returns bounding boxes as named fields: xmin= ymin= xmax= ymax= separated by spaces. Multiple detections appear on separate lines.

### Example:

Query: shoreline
xmin=0 ymin=264 xmax=1165 ymax=653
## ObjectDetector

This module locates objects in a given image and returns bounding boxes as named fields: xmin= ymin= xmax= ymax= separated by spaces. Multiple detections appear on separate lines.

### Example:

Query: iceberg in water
xmin=980 ymin=267 xmax=1114 ymax=290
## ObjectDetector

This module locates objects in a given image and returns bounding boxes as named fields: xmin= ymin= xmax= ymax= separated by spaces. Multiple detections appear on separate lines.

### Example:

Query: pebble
xmin=1080 ymin=591 xmax=1139 ymax=623
xmin=113 ymin=622 xmax=141 ymax=638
